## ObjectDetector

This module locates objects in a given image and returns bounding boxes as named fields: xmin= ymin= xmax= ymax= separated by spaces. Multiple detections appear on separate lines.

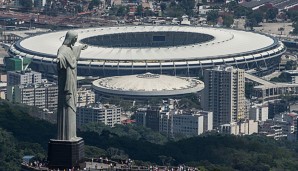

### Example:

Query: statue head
xmin=62 ymin=31 xmax=78 ymax=46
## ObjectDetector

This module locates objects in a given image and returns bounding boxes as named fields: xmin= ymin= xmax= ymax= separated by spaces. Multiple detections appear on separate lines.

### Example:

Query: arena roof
xmin=15 ymin=26 xmax=277 ymax=61
xmin=92 ymin=73 xmax=204 ymax=97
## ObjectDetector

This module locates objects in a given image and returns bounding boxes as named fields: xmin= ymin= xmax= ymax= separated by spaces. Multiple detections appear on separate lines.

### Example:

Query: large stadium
xmin=8 ymin=25 xmax=286 ymax=77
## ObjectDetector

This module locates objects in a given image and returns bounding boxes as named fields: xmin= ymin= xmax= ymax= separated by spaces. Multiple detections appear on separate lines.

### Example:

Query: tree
xmin=207 ymin=10 xmax=219 ymax=24
xmin=88 ymin=0 xmax=100 ymax=10
xmin=107 ymin=147 xmax=129 ymax=160
xmin=160 ymin=2 xmax=167 ymax=12
xmin=135 ymin=5 xmax=143 ymax=16
xmin=293 ymin=21 xmax=298 ymax=34
xmin=278 ymin=27 xmax=285 ymax=35
xmin=226 ymin=1 xmax=238 ymax=12
xmin=177 ymin=0 xmax=195 ymax=16
xmin=245 ymin=19 xmax=254 ymax=30
xmin=247 ymin=11 xmax=263 ymax=26
xmin=116 ymin=5 xmax=128 ymax=16
xmin=270 ymin=73 xmax=292 ymax=83
xmin=164 ymin=5 xmax=184 ymax=18
xmin=0 ymin=128 xmax=21 ymax=171
xmin=286 ymin=10 xmax=298 ymax=21
xmin=144 ymin=9 xmax=155 ymax=17
xmin=285 ymin=60 xmax=297 ymax=70
xmin=266 ymin=8 xmax=278 ymax=21
xmin=234 ymin=6 xmax=252 ymax=18
xmin=223 ymin=15 xmax=234 ymax=28
xmin=85 ymin=146 xmax=107 ymax=158
xmin=19 ymin=0 xmax=33 ymax=10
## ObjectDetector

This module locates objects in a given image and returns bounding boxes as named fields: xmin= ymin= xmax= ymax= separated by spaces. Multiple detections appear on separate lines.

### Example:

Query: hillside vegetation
xmin=1 ymin=101 xmax=298 ymax=170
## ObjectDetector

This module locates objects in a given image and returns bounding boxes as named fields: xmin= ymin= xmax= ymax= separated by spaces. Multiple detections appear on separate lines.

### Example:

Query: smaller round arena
xmin=92 ymin=73 xmax=204 ymax=99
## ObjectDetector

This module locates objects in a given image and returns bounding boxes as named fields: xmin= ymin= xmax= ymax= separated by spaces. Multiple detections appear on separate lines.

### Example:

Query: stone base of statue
xmin=47 ymin=137 xmax=84 ymax=169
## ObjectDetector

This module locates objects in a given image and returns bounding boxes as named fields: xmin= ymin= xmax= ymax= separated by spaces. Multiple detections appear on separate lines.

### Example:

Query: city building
xmin=202 ymin=66 xmax=246 ymax=129
xmin=249 ymin=103 xmax=269 ymax=122
xmin=160 ymin=110 xmax=213 ymax=137
xmin=135 ymin=106 xmax=161 ymax=131
xmin=219 ymin=120 xmax=258 ymax=135
xmin=77 ymin=103 xmax=121 ymax=128
xmin=259 ymin=112 xmax=298 ymax=140
xmin=7 ymin=69 xmax=42 ymax=86
xmin=7 ymin=82 xmax=58 ymax=111
xmin=77 ymin=86 xmax=95 ymax=107
xmin=34 ymin=0 xmax=46 ymax=8
xmin=259 ymin=121 xmax=287 ymax=140
xmin=268 ymin=100 xmax=288 ymax=119
xmin=135 ymin=108 xmax=147 ymax=127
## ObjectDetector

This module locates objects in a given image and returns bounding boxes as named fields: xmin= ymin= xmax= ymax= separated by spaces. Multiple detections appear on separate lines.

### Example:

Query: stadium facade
xmin=8 ymin=26 xmax=286 ymax=77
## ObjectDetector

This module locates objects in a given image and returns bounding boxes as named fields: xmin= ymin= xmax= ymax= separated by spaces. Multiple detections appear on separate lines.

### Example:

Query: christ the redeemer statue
xmin=56 ymin=31 xmax=87 ymax=140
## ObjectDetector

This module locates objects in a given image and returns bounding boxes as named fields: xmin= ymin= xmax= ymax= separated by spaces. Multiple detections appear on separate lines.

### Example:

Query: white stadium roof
xmin=92 ymin=73 xmax=204 ymax=97
xmin=17 ymin=26 xmax=276 ymax=61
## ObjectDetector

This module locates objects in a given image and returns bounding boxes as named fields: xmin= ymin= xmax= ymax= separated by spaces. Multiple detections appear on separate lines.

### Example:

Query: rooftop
xmin=92 ymin=73 xmax=204 ymax=97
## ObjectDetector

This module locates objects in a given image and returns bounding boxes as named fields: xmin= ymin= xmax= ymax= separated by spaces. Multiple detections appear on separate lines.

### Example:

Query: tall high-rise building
xmin=202 ymin=66 xmax=245 ymax=128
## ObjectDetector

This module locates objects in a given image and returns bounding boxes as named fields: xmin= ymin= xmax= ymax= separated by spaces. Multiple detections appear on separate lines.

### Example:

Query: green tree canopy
xmin=223 ymin=15 xmax=234 ymax=27
xmin=164 ymin=4 xmax=184 ymax=18
xmin=285 ymin=60 xmax=297 ymax=70
xmin=135 ymin=5 xmax=143 ymax=16
xmin=88 ymin=0 xmax=101 ymax=10
xmin=266 ymin=8 xmax=278 ymax=21
xmin=20 ymin=0 xmax=32 ymax=10
xmin=160 ymin=2 xmax=167 ymax=12
xmin=293 ymin=21 xmax=298 ymax=34
xmin=177 ymin=0 xmax=195 ymax=16
xmin=207 ymin=10 xmax=219 ymax=24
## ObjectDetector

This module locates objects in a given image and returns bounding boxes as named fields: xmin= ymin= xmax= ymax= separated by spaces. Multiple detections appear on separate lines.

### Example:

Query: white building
xmin=7 ymin=82 xmax=58 ymax=111
xmin=219 ymin=120 xmax=258 ymax=135
xmin=77 ymin=86 xmax=95 ymax=107
xmin=34 ymin=0 xmax=46 ymax=8
xmin=259 ymin=112 xmax=298 ymax=140
xmin=202 ymin=66 xmax=245 ymax=129
xmin=259 ymin=121 xmax=287 ymax=140
xmin=7 ymin=70 xmax=42 ymax=86
xmin=77 ymin=103 xmax=121 ymax=128
xmin=159 ymin=110 xmax=213 ymax=137
xmin=249 ymin=103 xmax=269 ymax=122
xmin=283 ymin=112 xmax=298 ymax=133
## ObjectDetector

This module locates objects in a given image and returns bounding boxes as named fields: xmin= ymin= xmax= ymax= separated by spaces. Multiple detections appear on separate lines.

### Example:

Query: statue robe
xmin=57 ymin=45 xmax=82 ymax=140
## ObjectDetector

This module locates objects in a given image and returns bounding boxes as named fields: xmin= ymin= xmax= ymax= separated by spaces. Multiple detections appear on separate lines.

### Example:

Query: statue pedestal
xmin=48 ymin=137 xmax=84 ymax=169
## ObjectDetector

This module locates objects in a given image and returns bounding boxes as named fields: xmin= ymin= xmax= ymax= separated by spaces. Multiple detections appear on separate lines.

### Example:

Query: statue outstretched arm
xmin=75 ymin=44 xmax=88 ymax=61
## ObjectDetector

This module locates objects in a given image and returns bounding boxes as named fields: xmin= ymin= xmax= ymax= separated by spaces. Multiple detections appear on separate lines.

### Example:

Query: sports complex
xmin=92 ymin=72 xmax=204 ymax=99
xmin=8 ymin=26 xmax=286 ymax=77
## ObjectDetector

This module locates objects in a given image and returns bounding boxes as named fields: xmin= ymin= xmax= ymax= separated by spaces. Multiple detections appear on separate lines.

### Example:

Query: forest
xmin=1 ymin=100 xmax=298 ymax=170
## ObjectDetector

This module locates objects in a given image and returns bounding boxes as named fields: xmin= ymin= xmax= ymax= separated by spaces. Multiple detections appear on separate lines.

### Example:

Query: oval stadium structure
xmin=92 ymin=72 xmax=204 ymax=99
xmin=8 ymin=26 xmax=286 ymax=77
